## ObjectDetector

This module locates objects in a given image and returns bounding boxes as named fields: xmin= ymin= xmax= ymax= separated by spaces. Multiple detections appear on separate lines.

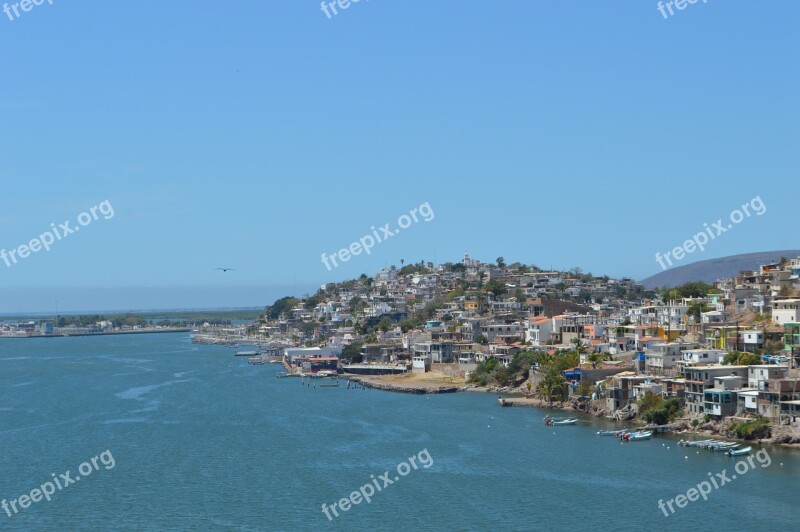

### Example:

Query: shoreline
xmin=347 ymin=375 xmax=461 ymax=394
xmin=344 ymin=376 xmax=800 ymax=449
xmin=0 ymin=328 xmax=192 ymax=339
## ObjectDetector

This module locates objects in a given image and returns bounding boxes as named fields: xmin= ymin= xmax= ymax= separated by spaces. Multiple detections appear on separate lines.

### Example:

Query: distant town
xmin=0 ymin=314 xmax=194 ymax=338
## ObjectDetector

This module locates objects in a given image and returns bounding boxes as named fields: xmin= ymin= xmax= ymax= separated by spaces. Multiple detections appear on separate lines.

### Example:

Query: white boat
xmin=679 ymin=439 xmax=713 ymax=447
xmin=548 ymin=418 xmax=577 ymax=426
xmin=710 ymin=443 xmax=739 ymax=452
xmin=597 ymin=429 xmax=625 ymax=436
xmin=627 ymin=430 xmax=653 ymax=441
xmin=727 ymin=446 xmax=752 ymax=456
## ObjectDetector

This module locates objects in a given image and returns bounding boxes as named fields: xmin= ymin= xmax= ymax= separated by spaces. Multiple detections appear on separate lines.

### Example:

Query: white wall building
xmin=773 ymin=299 xmax=800 ymax=326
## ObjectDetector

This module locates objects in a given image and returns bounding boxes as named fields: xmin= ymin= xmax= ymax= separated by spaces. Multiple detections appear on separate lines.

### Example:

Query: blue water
xmin=1 ymin=334 xmax=798 ymax=531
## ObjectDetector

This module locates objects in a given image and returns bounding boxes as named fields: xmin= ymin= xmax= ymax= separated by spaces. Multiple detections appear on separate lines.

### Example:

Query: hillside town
xmin=191 ymin=253 xmax=800 ymax=441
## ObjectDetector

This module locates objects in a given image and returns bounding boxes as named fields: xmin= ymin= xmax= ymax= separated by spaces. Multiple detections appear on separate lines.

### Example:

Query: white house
xmin=741 ymin=330 xmax=765 ymax=350
xmin=679 ymin=349 xmax=727 ymax=374
xmin=773 ymin=299 xmax=800 ymax=326
xmin=526 ymin=316 xmax=553 ymax=345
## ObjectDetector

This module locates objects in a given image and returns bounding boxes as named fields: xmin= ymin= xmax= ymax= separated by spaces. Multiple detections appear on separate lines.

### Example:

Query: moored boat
xmin=710 ymin=443 xmax=739 ymax=452
xmin=597 ymin=429 xmax=624 ymax=436
xmin=627 ymin=430 xmax=653 ymax=441
xmin=679 ymin=439 xmax=713 ymax=447
xmin=544 ymin=416 xmax=577 ymax=426
xmin=728 ymin=446 xmax=753 ymax=456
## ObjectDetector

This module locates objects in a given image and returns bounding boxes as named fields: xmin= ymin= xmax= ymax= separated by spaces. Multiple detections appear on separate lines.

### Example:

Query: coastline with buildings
xmin=191 ymin=253 xmax=800 ymax=446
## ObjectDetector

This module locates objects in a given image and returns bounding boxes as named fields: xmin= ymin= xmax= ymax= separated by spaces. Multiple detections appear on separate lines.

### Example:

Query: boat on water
xmin=597 ymin=429 xmax=627 ymax=436
xmin=728 ymin=446 xmax=753 ymax=456
xmin=276 ymin=372 xmax=290 ymax=378
xmin=627 ymin=430 xmax=653 ymax=441
xmin=710 ymin=443 xmax=740 ymax=452
xmin=544 ymin=416 xmax=577 ymax=426
xmin=678 ymin=439 xmax=713 ymax=447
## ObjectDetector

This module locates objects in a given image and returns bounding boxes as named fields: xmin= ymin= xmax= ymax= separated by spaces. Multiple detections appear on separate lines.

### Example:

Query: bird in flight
xmin=214 ymin=268 xmax=236 ymax=272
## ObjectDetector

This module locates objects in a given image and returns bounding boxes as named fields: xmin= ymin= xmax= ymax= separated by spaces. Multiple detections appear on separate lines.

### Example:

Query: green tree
xmin=676 ymin=281 xmax=714 ymax=298
xmin=349 ymin=296 xmax=366 ymax=314
xmin=485 ymin=279 xmax=508 ymax=297
xmin=686 ymin=301 xmax=710 ymax=321
xmin=495 ymin=366 xmax=511 ymax=386
xmin=341 ymin=341 xmax=363 ymax=362
xmin=724 ymin=351 xmax=762 ymax=366
xmin=538 ymin=368 xmax=568 ymax=405
xmin=377 ymin=317 xmax=393 ymax=332
xmin=266 ymin=296 xmax=301 ymax=320
xmin=514 ymin=289 xmax=527 ymax=303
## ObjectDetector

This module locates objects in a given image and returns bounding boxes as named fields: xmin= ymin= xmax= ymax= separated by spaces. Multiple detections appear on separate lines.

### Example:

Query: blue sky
xmin=0 ymin=1 xmax=797 ymax=312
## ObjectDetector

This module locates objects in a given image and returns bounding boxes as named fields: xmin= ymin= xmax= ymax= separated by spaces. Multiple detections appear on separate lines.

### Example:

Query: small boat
xmin=276 ymin=372 xmax=290 ymax=378
xmin=550 ymin=418 xmax=577 ymax=426
xmin=627 ymin=430 xmax=653 ymax=441
xmin=728 ymin=446 xmax=752 ymax=456
xmin=700 ymin=440 xmax=728 ymax=450
xmin=597 ymin=430 xmax=623 ymax=436
xmin=679 ymin=439 xmax=713 ymax=447
xmin=710 ymin=443 xmax=739 ymax=452
xmin=248 ymin=356 xmax=265 ymax=365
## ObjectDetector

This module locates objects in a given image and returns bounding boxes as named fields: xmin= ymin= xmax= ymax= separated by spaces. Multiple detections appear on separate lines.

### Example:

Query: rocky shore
xmin=490 ymin=389 xmax=800 ymax=447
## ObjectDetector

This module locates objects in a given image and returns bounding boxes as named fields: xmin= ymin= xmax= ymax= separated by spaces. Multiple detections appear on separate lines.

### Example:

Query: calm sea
xmin=1 ymin=333 xmax=797 ymax=531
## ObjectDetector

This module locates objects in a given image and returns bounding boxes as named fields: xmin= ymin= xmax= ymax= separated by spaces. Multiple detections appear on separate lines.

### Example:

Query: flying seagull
xmin=214 ymin=268 xmax=236 ymax=272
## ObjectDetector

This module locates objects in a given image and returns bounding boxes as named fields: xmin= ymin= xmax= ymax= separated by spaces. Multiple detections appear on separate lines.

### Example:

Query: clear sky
xmin=0 ymin=0 xmax=797 ymax=312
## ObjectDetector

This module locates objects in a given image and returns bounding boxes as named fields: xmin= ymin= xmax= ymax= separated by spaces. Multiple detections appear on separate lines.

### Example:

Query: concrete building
xmin=773 ymin=299 xmax=800 ymax=326
xmin=703 ymin=375 xmax=745 ymax=419
xmin=413 ymin=341 xmax=454 ymax=363
xmin=684 ymin=366 xmax=747 ymax=416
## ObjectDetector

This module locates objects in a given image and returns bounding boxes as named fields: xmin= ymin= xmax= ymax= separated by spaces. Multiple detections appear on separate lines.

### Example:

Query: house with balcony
xmin=703 ymin=376 xmax=744 ymax=419
xmin=701 ymin=310 xmax=729 ymax=324
xmin=360 ymin=344 xmax=405 ymax=363
xmin=736 ymin=390 xmax=760 ymax=416
xmin=756 ymin=378 xmax=800 ymax=420
xmin=684 ymin=365 xmax=747 ymax=416
xmin=661 ymin=378 xmax=686 ymax=399
xmin=773 ymin=299 xmax=800 ymax=326
xmin=604 ymin=373 xmax=651 ymax=412
xmin=644 ymin=342 xmax=699 ymax=376
xmin=526 ymin=316 xmax=554 ymax=346
xmin=412 ymin=341 xmax=454 ymax=363
xmin=748 ymin=365 xmax=789 ymax=390
xmin=677 ymin=349 xmax=727 ymax=375
xmin=481 ymin=322 xmax=525 ymax=343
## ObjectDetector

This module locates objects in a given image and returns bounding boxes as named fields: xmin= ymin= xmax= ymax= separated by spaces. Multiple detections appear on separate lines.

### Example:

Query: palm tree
xmin=539 ymin=370 xmax=567 ymax=405
xmin=571 ymin=337 xmax=588 ymax=360
xmin=588 ymin=352 xmax=603 ymax=369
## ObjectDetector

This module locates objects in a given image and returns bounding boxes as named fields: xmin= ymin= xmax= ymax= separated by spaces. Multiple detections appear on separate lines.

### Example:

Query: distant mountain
xmin=639 ymin=250 xmax=800 ymax=289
